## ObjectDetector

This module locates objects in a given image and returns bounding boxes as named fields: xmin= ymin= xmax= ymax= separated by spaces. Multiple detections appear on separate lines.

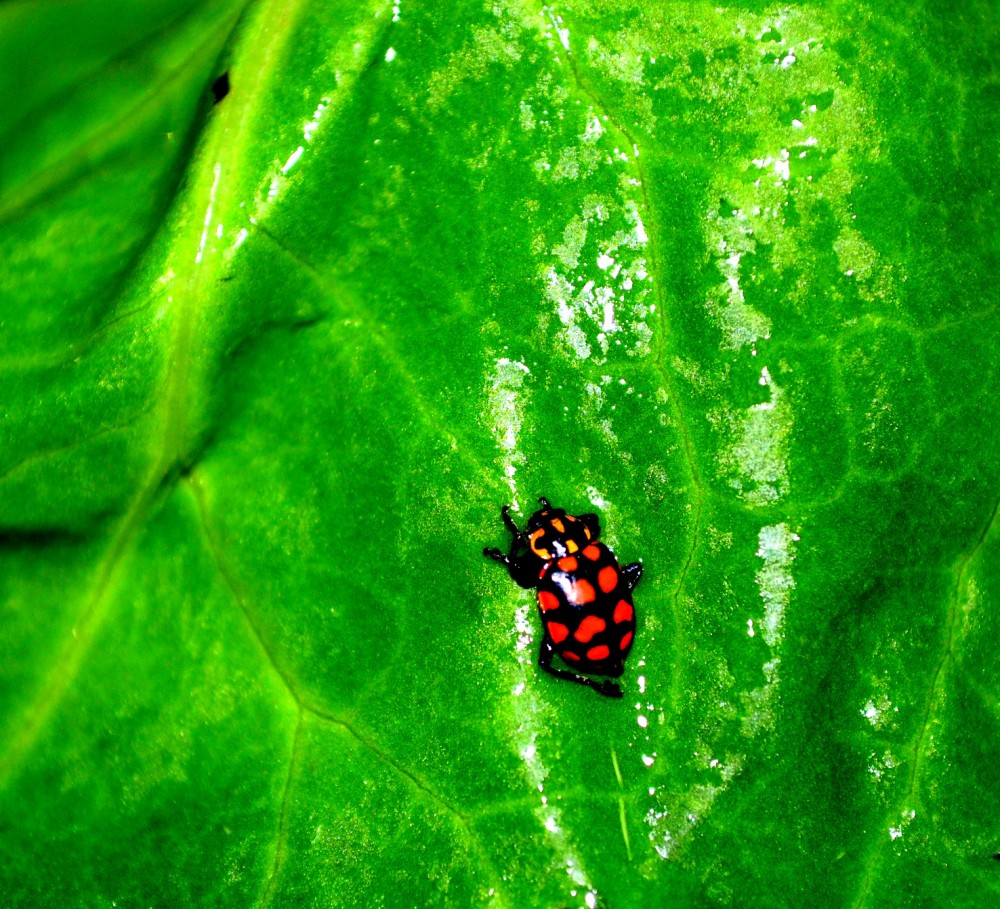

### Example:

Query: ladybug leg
xmin=500 ymin=504 xmax=522 ymax=538
xmin=537 ymin=639 xmax=623 ymax=699
xmin=482 ymin=506 xmax=538 ymax=588
xmin=483 ymin=540 xmax=538 ymax=590
xmin=578 ymin=513 xmax=601 ymax=540
xmin=621 ymin=561 xmax=643 ymax=592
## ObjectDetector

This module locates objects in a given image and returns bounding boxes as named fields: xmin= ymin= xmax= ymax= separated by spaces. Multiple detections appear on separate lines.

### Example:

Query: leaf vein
xmin=308 ymin=706 xmax=513 ymax=908
xmin=550 ymin=21 xmax=706 ymax=725
xmin=187 ymin=470 xmax=305 ymax=708
xmin=851 ymin=489 xmax=1000 ymax=908
xmin=258 ymin=708 xmax=304 ymax=908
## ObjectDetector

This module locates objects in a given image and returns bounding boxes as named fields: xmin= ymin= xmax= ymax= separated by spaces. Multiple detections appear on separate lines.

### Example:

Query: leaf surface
xmin=2 ymin=1 xmax=999 ymax=906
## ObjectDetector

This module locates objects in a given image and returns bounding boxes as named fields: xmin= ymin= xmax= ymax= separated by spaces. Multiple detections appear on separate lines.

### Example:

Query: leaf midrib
xmin=0 ymin=0 xmax=267 ymax=789
xmin=0 ymin=2 xmax=244 ymax=225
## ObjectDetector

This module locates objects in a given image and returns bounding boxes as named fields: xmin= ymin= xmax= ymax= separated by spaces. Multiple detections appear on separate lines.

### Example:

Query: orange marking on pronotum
xmin=547 ymin=621 xmax=570 ymax=643
xmin=529 ymin=528 xmax=550 ymax=559
xmin=613 ymin=599 xmax=633 ymax=624
xmin=598 ymin=565 xmax=618 ymax=593
xmin=586 ymin=645 xmax=610 ymax=661
xmin=574 ymin=615 xmax=606 ymax=643
xmin=582 ymin=544 xmax=601 ymax=561
xmin=538 ymin=591 xmax=560 ymax=612
xmin=558 ymin=556 xmax=578 ymax=572
xmin=550 ymin=517 xmax=566 ymax=533
xmin=619 ymin=631 xmax=633 ymax=651
xmin=566 ymin=578 xmax=596 ymax=605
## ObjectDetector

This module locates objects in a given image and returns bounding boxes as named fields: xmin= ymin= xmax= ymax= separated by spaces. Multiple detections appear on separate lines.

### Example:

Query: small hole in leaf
xmin=211 ymin=71 xmax=230 ymax=104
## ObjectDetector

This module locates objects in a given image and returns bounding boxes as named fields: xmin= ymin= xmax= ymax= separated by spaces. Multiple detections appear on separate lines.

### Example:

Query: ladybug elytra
xmin=483 ymin=497 xmax=641 ymax=699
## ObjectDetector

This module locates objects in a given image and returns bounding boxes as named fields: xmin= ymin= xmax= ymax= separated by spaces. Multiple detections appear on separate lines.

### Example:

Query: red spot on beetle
xmin=562 ymin=650 xmax=581 ymax=662
xmin=598 ymin=565 xmax=618 ymax=593
xmin=574 ymin=615 xmax=607 ymax=643
xmin=558 ymin=556 xmax=578 ymax=572
xmin=619 ymin=631 xmax=633 ymax=651
xmin=586 ymin=645 xmax=610 ymax=661
xmin=613 ymin=599 xmax=633 ymax=624
xmin=547 ymin=622 xmax=570 ymax=643
xmin=538 ymin=591 xmax=560 ymax=612
xmin=582 ymin=544 xmax=601 ymax=561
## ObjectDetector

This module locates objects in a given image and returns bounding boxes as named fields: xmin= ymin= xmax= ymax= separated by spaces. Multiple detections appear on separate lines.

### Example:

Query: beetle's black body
xmin=484 ymin=497 xmax=642 ymax=699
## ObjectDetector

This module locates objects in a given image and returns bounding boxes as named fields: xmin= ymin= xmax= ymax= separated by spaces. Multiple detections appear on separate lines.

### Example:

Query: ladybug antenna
xmin=537 ymin=496 xmax=552 ymax=510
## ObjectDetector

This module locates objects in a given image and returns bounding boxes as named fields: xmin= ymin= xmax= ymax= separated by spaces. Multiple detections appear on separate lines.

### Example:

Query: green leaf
xmin=2 ymin=1 xmax=999 ymax=906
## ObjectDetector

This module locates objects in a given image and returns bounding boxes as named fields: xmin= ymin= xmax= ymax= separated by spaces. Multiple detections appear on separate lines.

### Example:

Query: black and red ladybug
xmin=483 ymin=497 xmax=641 ymax=699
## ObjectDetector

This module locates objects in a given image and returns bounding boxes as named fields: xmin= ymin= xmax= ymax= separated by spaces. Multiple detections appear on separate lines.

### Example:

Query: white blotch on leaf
xmin=713 ymin=366 xmax=792 ymax=506
xmin=485 ymin=358 xmax=530 ymax=512
xmin=755 ymin=523 xmax=799 ymax=648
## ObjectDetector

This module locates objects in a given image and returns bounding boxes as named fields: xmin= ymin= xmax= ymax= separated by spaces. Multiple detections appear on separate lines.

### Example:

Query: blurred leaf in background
xmin=1 ymin=1 xmax=998 ymax=906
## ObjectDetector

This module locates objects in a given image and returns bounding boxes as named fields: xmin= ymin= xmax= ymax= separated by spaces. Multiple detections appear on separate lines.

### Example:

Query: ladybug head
xmin=525 ymin=497 xmax=598 ymax=560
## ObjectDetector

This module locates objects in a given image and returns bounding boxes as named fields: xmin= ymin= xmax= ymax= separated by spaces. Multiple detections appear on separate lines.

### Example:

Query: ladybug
xmin=483 ymin=496 xmax=641 ymax=699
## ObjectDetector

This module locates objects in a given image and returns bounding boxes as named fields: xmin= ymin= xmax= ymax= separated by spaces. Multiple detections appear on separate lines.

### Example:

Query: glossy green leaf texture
xmin=2 ymin=1 xmax=998 ymax=906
